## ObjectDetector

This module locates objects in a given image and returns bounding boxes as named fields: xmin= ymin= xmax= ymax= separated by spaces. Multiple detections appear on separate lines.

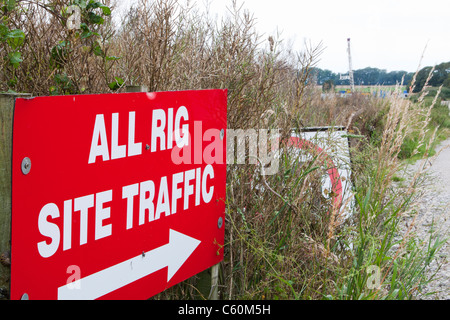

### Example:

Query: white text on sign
xmin=37 ymin=165 xmax=214 ymax=258
xmin=88 ymin=106 xmax=189 ymax=164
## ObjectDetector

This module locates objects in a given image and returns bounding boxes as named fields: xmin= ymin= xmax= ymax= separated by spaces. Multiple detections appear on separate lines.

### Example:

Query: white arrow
xmin=57 ymin=229 xmax=201 ymax=300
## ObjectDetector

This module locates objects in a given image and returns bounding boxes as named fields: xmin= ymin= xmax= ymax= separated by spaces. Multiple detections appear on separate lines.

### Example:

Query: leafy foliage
xmin=0 ymin=0 xmax=119 ymax=94
xmin=409 ymin=61 xmax=450 ymax=93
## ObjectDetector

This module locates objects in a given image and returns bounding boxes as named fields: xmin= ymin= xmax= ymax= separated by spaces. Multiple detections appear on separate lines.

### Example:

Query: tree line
xmin=313 ymin=67 xmax=414 ymax=88
xmin=409 ymin=61 xmax=450 ymax=92
xmin=314 ymin=61 xmax=450 ymax=93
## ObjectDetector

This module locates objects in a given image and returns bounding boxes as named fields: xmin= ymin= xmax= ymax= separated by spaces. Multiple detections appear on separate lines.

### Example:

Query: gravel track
xmin=397 ymin=138 xmax=450 ymax=300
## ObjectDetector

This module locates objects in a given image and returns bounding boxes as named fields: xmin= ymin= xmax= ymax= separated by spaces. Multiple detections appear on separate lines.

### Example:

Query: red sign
xmin=11 ymin=90 xmax=227 ymax=300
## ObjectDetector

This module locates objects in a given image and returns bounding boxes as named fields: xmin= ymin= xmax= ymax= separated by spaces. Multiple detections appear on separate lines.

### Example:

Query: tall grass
xmin=329 ymin=77 xmax=446 ymax=299
xmin=1 ymin=0 xmax=446 ymax=300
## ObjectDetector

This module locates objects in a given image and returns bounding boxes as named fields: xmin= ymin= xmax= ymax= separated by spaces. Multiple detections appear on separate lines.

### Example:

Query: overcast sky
xmin=119 ymin=0 xmax=449 ymax=73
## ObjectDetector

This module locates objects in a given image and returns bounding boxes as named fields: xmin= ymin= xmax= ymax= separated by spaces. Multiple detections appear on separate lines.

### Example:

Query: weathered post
xmin=0 ymin=93 xmax=30 ymax=299
xmin=0 ymin=94 xmax=15 ymax=299
xmin=210 ymin=263 xmax=219 ymax=300
xmin=125 ymin=85 xmax=148 ymax=93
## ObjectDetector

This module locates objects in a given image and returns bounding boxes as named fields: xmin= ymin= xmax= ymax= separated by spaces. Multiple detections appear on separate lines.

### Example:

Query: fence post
xmin=209 ymin=263 xmax=219 ymax=300
xmin=0 ymin=93 xmax=30 ymax=299
xmin=125 ymin=85 xmax=148 ymax=93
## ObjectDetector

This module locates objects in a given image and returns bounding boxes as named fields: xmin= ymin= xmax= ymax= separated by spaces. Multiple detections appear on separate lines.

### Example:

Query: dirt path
xmin=399 ymin=138 xmax=450 ymax=299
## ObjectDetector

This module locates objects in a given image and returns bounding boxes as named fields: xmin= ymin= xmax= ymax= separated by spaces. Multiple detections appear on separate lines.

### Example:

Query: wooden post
xmin=0 ymin=93 xmax=30 ymax=299
xmin=125 ymin=85 xmax=148 ymax=93
xmin=209 ymin=263 xmax=219 ymax=300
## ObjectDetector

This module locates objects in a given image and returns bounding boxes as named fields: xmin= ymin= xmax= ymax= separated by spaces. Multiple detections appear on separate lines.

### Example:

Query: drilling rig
xmin=347 ymin=38 xmax=355 ymax=92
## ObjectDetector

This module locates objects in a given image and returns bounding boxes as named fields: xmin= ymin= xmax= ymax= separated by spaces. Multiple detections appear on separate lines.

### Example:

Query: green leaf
xmin=105 ymin=55 xmax=120 ymax=61
xmin=81 ymin=30 xmax=99 ymax=39
xmin=76 ymin=0 xmax=88 ymax=10
xmin=88 ymin=12 xmax=104 ymax=24
xmin=6 ymin=0 xmax=17 ymax=12
xmin=50 ymin=41 xmax=70 ymax=68
xmin=108 ymin=76 xmax=124 ymax=91
xmin=49 ymin=86 xmax=59 ymax=95
xmin=86 ymin=0 xmax=100 ymax=9
xmin=8 ymin=51 xmax=22 ymax=68
xmin=108 ymin=82 xmax=117 ymax=90
xmin=0 ymin=23 xmax=8 ymax=40
xmin=341 ymin=134 xmax=365 ymax=139
xmin=391 ymin=260 xmax=398 ymax=288
xmin=86 ymin=0 xmax=111 ymax=14
xmin=7 ymin=77 xmax=17 ymax=87
xmin=80 ymin=23 xmax=89 ymax=32
xmin=6 ymin=29 xmax=25 ymax=50
xmin=92 ymin=41 xmax=104 ymax=57
xmin=99 ymin=4 xmax=111 ymax=16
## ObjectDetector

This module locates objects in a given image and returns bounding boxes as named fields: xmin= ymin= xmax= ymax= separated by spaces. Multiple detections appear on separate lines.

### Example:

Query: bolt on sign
xmin=11 ymin=90 xmax=227 ymax=300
